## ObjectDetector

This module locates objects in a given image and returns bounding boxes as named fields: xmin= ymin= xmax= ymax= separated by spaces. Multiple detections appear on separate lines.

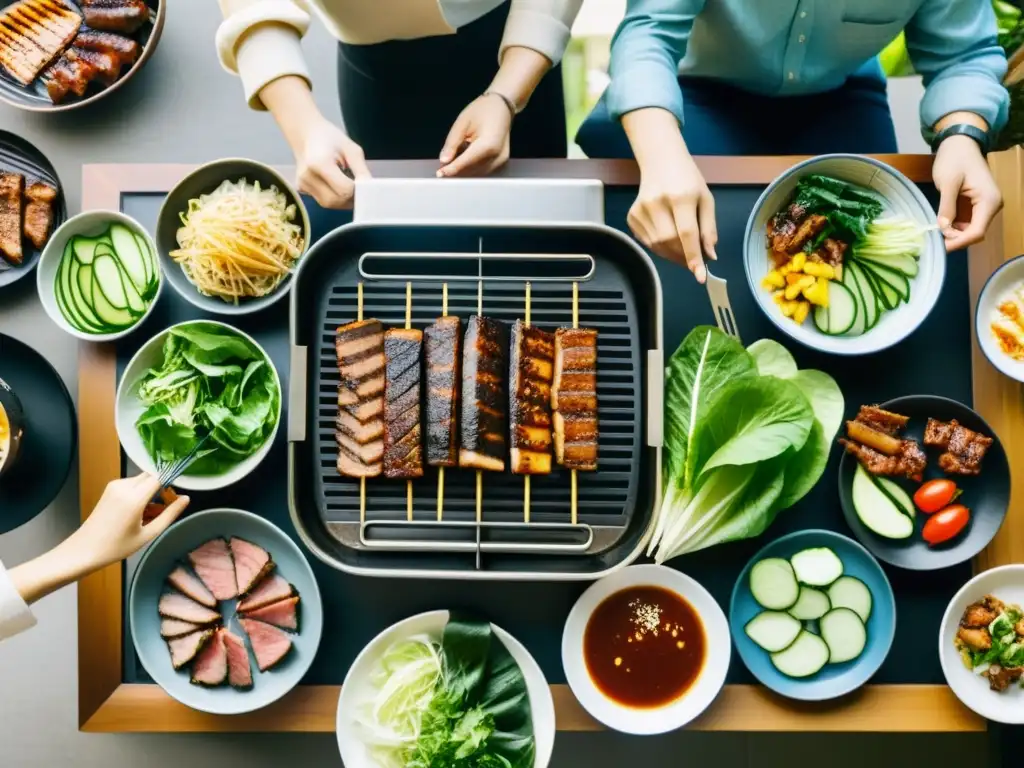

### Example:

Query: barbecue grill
xmin=288 ymin=178 xmax=664 ymax=579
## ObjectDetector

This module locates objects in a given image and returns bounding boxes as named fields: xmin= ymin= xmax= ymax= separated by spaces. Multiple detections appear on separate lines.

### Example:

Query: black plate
xmin=0 ymin=131 xmax=66 ymax=288
xmin=0 ymin=333 xmax=76 ymax=534
xmin=838 ymin=395 xmax=1010 ymax=570
xmin=0 ymin=0 xmax=164 ymax=112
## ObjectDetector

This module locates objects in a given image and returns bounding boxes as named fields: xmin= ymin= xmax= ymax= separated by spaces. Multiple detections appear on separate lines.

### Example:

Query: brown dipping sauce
xmin=583 ymin=585 xmax=706 ymax=708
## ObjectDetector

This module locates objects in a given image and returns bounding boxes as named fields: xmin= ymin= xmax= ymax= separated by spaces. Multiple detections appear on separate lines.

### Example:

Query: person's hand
xmin=71 ymin=474 xmax=190 ymax=570
xmin=437 ymin=94 xmax=513 ymax=178
xmin=933 ymin=135 xmax=1002 ymax=252
xmin=292 ymin=114 xmax=371 ymax=209
xmin=628 ymin=151 xmax=718 ymax=283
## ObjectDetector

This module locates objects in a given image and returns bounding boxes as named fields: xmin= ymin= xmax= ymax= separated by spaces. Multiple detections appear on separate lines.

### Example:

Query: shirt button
xmin=800 ymin=11 xmax=807 ymax=18
xmin=798 ymin=34 xmax=806 ymax=43
xmin=788 ymin=72 xmax=795 ymax=80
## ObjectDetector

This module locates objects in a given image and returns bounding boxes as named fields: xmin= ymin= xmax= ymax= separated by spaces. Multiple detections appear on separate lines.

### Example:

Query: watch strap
xmin=931 ymin=123 xmax=991 ymax=155
xmin=483 ymin=90 xmax=519 ymax=119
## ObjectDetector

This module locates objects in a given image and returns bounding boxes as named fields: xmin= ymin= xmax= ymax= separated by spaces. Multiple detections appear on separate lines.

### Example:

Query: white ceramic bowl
xmin=115 ymin=320 xmax=281 ymax=491
xmin=37 ymin=210 xmax=163 ymax=342
xmin=562 ymin=565 xmax=730 ymax=734
xmin=743 ymin=154 xmax=946 ymax=356
xmin=940 ymin=565 xmax=1024 ymax=724
xmin=337 ymin=610 xmax=555 ymax=768
xmin=975 ymin=254 xmax=1024 ymax=382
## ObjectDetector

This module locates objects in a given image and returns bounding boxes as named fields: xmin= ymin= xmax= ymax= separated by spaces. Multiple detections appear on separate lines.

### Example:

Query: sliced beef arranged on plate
xmin=190 ymin=628 xmax=229 ymax=687
xmin=240 ymin=595 xmax=300 ymax=632
xmin=223 ymin=629 xmax=253 ymax=690
xmin=159 ymin=618 xmax=203 ymax=639
xmin=240 ymin=618 xmax=293 ymax=672
xmin=166 ymin=564 xmax=217 ymax=609
xmin=167 ymin=629 xmax=213 ymax=670
xmin=230 ymin=537 xmax=273 ymax=595
xmin=236 ymin=572 xmax=294 ymax=613
xmin=157 ymin=591 xmax=220 ymax=625
xmin=188 ymin=537 xmax=238 ymax=601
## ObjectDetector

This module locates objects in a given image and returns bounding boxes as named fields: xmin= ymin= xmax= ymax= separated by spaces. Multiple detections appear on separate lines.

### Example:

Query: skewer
xmin=571 ymin=281 xmax=578 ymax=526
xmin=475 ymin=278 xmax=483 ymax=528
xmin=523 ymin=281 xmax=531 ymax=524
xmin=437 ymin=282 xmax=448 ymax=522
xmin=357 ymin=282 xmax=366 ymax=524
xmin=405 ymin=281 xmax=414 ymax=522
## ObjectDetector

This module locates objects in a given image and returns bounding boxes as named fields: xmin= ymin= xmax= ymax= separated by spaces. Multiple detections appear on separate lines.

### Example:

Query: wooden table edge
xmin=78 ymin=154 xmax=1016 ymax=734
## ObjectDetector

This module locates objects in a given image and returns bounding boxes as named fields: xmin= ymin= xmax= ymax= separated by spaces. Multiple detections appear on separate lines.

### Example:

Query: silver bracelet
xmin=483 ymin=90 xmax=519 ymax=118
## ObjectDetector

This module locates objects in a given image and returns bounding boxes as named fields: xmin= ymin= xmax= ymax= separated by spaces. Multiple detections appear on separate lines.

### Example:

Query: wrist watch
xmin=483 ymin=90 xmax=520 ymax=119
xmin=930 ymin=124 xmax=992 ymax=156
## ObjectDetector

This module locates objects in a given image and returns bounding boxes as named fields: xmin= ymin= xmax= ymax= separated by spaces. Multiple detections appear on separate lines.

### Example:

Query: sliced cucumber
xmin=91 ymin=268 xmax=135 ymax=327
xmin=93 ymin=251 xmax=131 ymax=311
xmin=110 ymin=223 xmax=150 ymax=294
xmin=749 ymin=557 xmax=800 ymax=611
xmin=841 ymin=263 xmax=868 ymax=336
xmin=855 ymin=250 xmax=919 ymax=277
xmin=827 ymin=576 xmax=873 ymax=623
xmin=819 ymin=608 xmax=867 ymax=664
xmin=852 ymin=463 xmax=914 ymax=539
xmin=814 ymin=281 xmax=857 ymax=336
xmin=99 ymin=242 xmax=146 ymax=315
xmin=770 ymin=630 xmax=831 ymax=678
xmin=790 ymin=547 xmax=843 ymax=586
xmin=848 ymin=261 xmax=880 ymax=330
xmin=861 ymin=261 xmax=910 ymax=303
xmin=72 ymin=235 xmax=105 ymax=265
xmin=745 ymin=611 xmax=803 ymax=652
xmin=859 ymin=262 xmax=901 ymax=310
xmin=788 ymin=586 xmax=831 ymax=621
xmin=873 ymin=475 xmax=915 ymax=521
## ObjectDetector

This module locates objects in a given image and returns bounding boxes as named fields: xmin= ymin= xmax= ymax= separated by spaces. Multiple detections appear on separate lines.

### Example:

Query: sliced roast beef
xmin=223 ymin=630 xmax=253 ymax=689
xmin=167 ymin=629 xmax=213 ymax=670
xmin=160 ymin=618 xmax=203 ymax=639
xmin=157 ymin=591 xmax=220 ymax=625
xmin=236 ymin=573 xmax=294 ymax=613
xmin=240 ymin=618 xmax=293 ymax=672
xmin=166 ymin=565 xmax=217 ymax=609
xmin=191 ymin=629 xmax=228 ymax=686
xmin=241 ymin=596 xmax=299 ymax=632
xmin=188 ymin=538 xmax=238 ymax=601
xmin=229 ymin=537 xmax=273 ymax=595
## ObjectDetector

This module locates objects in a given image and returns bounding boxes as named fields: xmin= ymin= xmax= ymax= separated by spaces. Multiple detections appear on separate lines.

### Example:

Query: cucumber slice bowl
xmin=38 ymin=211 xmax=162 ymax=341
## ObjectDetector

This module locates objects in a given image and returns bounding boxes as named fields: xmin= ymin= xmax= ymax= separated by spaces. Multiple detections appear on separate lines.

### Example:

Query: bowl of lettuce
xmin=115 ymin=320 xmax=281 ymax=491
xmin=337 ymin=611 xmax=554 ymax=768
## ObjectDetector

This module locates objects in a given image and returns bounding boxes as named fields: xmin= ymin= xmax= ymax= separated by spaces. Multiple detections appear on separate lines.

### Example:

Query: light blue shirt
xmin=606 ymin=0 xmax=1010 ymax=138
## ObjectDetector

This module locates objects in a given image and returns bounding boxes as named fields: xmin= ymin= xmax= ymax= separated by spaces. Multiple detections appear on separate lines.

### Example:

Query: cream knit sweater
xmin=217 ymin=0 xmax=583 ymax=109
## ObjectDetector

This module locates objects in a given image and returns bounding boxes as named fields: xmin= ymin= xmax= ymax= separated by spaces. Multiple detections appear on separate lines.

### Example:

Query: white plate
xmin=975 ymin=254 xmax=1024 ymax=383
xmin=940 ymin=564 xmax=1024 ymax=724
xmin=337 ymin=610 xmax=555 ymax=768
xmin=561 ymin=565 xmax=730 ymax=734
xmin=115 ymin=319 xmax=281 ymax=491
xmin=743 ymin=154 xmax=946 ymax=356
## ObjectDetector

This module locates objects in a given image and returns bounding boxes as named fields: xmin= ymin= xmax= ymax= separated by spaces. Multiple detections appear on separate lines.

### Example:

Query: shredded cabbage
xmin=854 ymin=216 xmax=933 ymax=260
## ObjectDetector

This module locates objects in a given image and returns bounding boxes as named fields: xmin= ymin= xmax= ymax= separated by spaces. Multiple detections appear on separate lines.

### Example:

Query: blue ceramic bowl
xmin=729 ymin=529 xmax=896 ymax=701
xmin=129 ymin=508 xmax=323 ymax=715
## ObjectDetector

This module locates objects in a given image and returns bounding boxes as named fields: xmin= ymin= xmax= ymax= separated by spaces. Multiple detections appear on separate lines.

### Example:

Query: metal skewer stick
xmin=437 ymin=283 xmax=448 ymax=522
xmin=475 ymin=274 xmax=484 ymax=568
xmin=405 ymin=281 xmax=414 ymax=522
xmin=571 ymin=281 xmax=579 ymax=526
xmin=357 ymin=282 xmax=366 ymax=525
xmin=523 ymin=281 xmax=531 ymax=524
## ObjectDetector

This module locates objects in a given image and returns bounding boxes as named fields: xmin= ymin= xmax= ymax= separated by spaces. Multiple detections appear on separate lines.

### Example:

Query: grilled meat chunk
xmin=987 ymin=664 xmax=1022 ymax=692
xmin=957 ymin=626 xmax=992 ymax=652
xmin=223 ymin=630 xmax=253 ymax=689
xmin=767 ymin=202 xmax=827 ymax=256
xmin=241 ymin=595 xmax=300 ymax=632
xmin=459 ymin=316 xmax=509 ymax=471
xmin=0 ymin=0 xmax=81 ymax=86
xmin=41 ymin=47 xmax=95 ymax=101
xmin=73 ymin=28 xmax=138 ymax=66
xmin=0 ymin=173 xmax=24 ymax=265
xmin=508 ymin=320 xmax=554 ymax=475
xmin=963 ymin=602 xmax=999 ymax=629
xmin=839 ymin=438 xmax=927 ymax=480
xmin=841 ymin=404 xmax=925 ymax=479
xmin=229 ymin=537 xmax=273 ymax=595
xmin=336 ymin=319 xmax=385 ymax=477
xmin=157 ymin=592 xmax=220 ymax=625
xmin=552 ymin=328 xmax=598 ymax=471
xmin=240 ymin=618 xmax=292 ymax=672
xmin=160 ymin=618 xmax=202 ymax=639
xmin=383 ymin=328 xmax=424 ymax=479
xmin=844 ymin=420 xmax=902 ymax=456
xmin=166 ymin=565 xmax=217 ymax=609
xmin=167 ymin=629 xmax=213 ymax=670
xmin=856 ymin=406 xmax=910 ymax=436
xmin=190 ymin=629 xmax=228 ymax=687
xmin=424 ymin=316 xmax=460 ymax=467
xmin=237 ymin=573 xmax=293 ymax=612
xmin=188 ymin=538 xmax=238 ymax=601
xmin=79 ymin=0 xmax=149 ymax=34
xmin=924 ymin=418 xmax=993 ymax=476
xmin=70 ymin=43 xmax=118 ymax=84
xmin=23 ymin=181 xmax=56 ymax=249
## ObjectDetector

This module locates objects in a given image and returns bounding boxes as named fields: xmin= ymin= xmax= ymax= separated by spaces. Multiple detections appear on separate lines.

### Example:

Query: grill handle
xmin=289 ymin=344 xmax=308 ymax=442
xmin=646 ymin=349 xmax=664 ymax=448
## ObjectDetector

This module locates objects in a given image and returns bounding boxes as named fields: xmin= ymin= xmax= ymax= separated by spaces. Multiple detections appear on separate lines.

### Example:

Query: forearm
xmin=260 ymin=75 xmax=324 ymax=151
xmin=622 ymin=107 xmax=690 ymax=170
xmin=488 ymin=46 xmax=551 ymax=110
xmin=9 ymin=536 xmax=96 ymax=606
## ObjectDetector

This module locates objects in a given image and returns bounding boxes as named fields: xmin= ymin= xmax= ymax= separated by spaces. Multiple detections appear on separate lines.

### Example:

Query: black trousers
xmin=336 ymin=2 xmax=568 ymax=161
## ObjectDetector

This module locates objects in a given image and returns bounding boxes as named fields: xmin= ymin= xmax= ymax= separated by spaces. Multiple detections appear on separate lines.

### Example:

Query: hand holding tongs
xmin=156 ymin=434 xmax=210 ymax=489
xmin=705 ymin=267 xmax=740 ymax=340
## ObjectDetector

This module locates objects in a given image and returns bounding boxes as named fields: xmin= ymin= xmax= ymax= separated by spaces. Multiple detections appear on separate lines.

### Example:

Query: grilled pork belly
xmin=508 ymin=320 xmax=555 ymax=475
xmin=229 ymin=537 xmax=273 ymax=595
xmin=41 ymin=46 xmax=95 ymax=101
xmin=240 ymin=618 xmax=293 ymax=672
xmin=856 ymin=406 xmax=910 ymax=437
xmin=166 ymin=565 xmax=217 ymax=609
xmin=839 ymin=438 xmax=927 ymax=479
xmin=79 ymin=0 xmax=149 ymax=34
xmin=160 ymin=618 xmax=202 ymax=639
xmin=73 ymin=28 xmax=139 ymax=66
xmin=223 ymin=630 xmax=253 ymax=689
xmin=924 ymin=418 xmax=993 ymax=476
xmin=459 ymin=316 xmax=509 ymax=471
xmin=70 ymin=43 xmax=118 ymax=84
xmin=157 ymin=591 xmax=220 ymax=625
xmin=236 ymin=573 xmax=293 ymax=613
xmin=23 ymin=181 xmax=56 ymax=249
xmin=383 ymin=328 xmax=424 ymax=479
xmin=552 ymin=328 xmax=599 ymax=470
xmin=0 ymin=0 xmax=81 ymax=86
xmin=241 ymin=595 xmax=300 ymax=632
xmin=840 ymin=405 xmax=926 ymax=480
xmin=190 ymin=629 xmax=228 ymax=687
xmin=188 ymin=538 xmax=238 ymax=601
xmin=0 ymin=173 xmax=24 ymax=265
xmin=424 ymin=316 xmax=460 ymax=467
xmin=335 ymin=319 xmax=385 ymax=478
xmin=167 ymin=629 xmax=213 ymax=670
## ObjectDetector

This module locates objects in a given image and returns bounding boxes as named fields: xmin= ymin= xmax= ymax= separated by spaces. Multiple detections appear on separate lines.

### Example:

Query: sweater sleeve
xmin=500 ymin=0 xmax=585 ymax=65
xmin=905 ymin=0 xmax=1010 ymax=136
xmin=216 ymin=0 xmax=313 ymax=110
xmin=0 ymin=559 xmax=35 ymax=642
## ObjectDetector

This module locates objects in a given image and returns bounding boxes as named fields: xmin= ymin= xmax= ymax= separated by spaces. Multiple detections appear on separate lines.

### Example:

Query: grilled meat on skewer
xmin=459 ymin=315 xmax=509 ymax=471
xmin=23 ymin=181 xmax=56 ymax=249
xmin=0 ymin=173 xmax=24 ymax=265
xmin=335 ymin=319 xmax=385 ymax=477
xmin=924 ymin=418 xmax=993 ymax=476
xmin=383 ymin=327 xmax=424 ymax=479
xmin=424 ymin=316 xmax=460 ymax=467
xmin=78 ymin=0 xmax=149 ymax=34
xmin=509 ymin=320 xmax=555 ymax=475
xmin=0 ymin=0 xmax=81 ymax=86
xmin=552 ymin=328 xmax=599 ymax=471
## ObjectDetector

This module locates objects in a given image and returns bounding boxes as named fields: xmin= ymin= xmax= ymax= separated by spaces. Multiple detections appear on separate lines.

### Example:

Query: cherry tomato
xmin=913 ymin=479 xmax=960 ymax=514
xmin=922 ymin=504 xmax=971 ymax=546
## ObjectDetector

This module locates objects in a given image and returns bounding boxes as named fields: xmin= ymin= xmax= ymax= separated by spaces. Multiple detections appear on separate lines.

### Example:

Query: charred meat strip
xmin=74 ymin=28 xmax=138 ymax=66
xmin=229 ymin=537 xmax=273 ymax=595
xmin=70 ymin=43 xmax=118 ymax=84
xmin=459 ymin=316 xmax=509 ymax=472
xmin=23 ymin=181 xmax=56 ymax=249
xmin=79 ymin=0 xmax=149 ymax=34
xmin=41 ymin=46 xmax=96 ymax=101
xmin=166 ymin=565 xmax=217 ymax=609
xmin=237 ymin=573 xmax=293 ymax=612
xmin=839 ymin=438 xmax=927 ymax=480
xmin=508 ymin=320 xmax=554 ymax=475
xmin=767 ymin=203 xmax=828 ymax=255
xmin=552 ymin=328 xmax=598 ymax=471
xmin=924 ymin=418 xmax=993 ymax=476
xmin=0 ymin=173 xmax=24 ymax=265
xmin=190 ymin=629 xmax=228 ymax=687
xmin=188 ymin=538 xmax=238 ymax=601
xmin=167 ymin=629 xmax=213 ymax=670
xmin=241 ymin=595 xmax=300 ymax=632
xmin=240 ymin=618 xmax=293 ymax=672
xmin=855 ymin=406 xmax=910 ymax=436
xmin=383 ymin=328 xmax=424 ymax=479
xmin=157 ymin=591 xmax=220 ymax=626
xmin=840 ymin=405 xmax=925 ymax=479
xmin=424 ymin=316 xmax=460 ymax=467
xmin=223 ymin=630 xmax=253 ymax=689
xmin=0 ymin=0 xmax=81 ymax=86
xmin=335 ymin=319 xmax=385 ymax=478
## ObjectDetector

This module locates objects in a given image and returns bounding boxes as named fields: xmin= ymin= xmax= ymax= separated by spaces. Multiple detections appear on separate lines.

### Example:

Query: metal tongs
xmin=156 ymin=434 xmax=210 ymax=489
xmin=705 ymin=268 xmax=740 ymax=340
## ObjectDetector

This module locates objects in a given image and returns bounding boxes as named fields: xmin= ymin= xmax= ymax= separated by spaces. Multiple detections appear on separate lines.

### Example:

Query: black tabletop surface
xmin=118 ymin=182 xmax=973 ymax=687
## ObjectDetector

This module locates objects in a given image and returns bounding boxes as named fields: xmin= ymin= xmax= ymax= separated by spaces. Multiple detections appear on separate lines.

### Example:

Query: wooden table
xmin=75 ymin=154 xmax=1023 ymax=734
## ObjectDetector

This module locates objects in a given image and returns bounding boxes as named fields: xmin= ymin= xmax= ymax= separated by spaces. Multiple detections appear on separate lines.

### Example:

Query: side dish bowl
xmin=975 ymin=253 xmax=1024 ymax=383
xmin=743 ymin=154 xmax=945 ymax=356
